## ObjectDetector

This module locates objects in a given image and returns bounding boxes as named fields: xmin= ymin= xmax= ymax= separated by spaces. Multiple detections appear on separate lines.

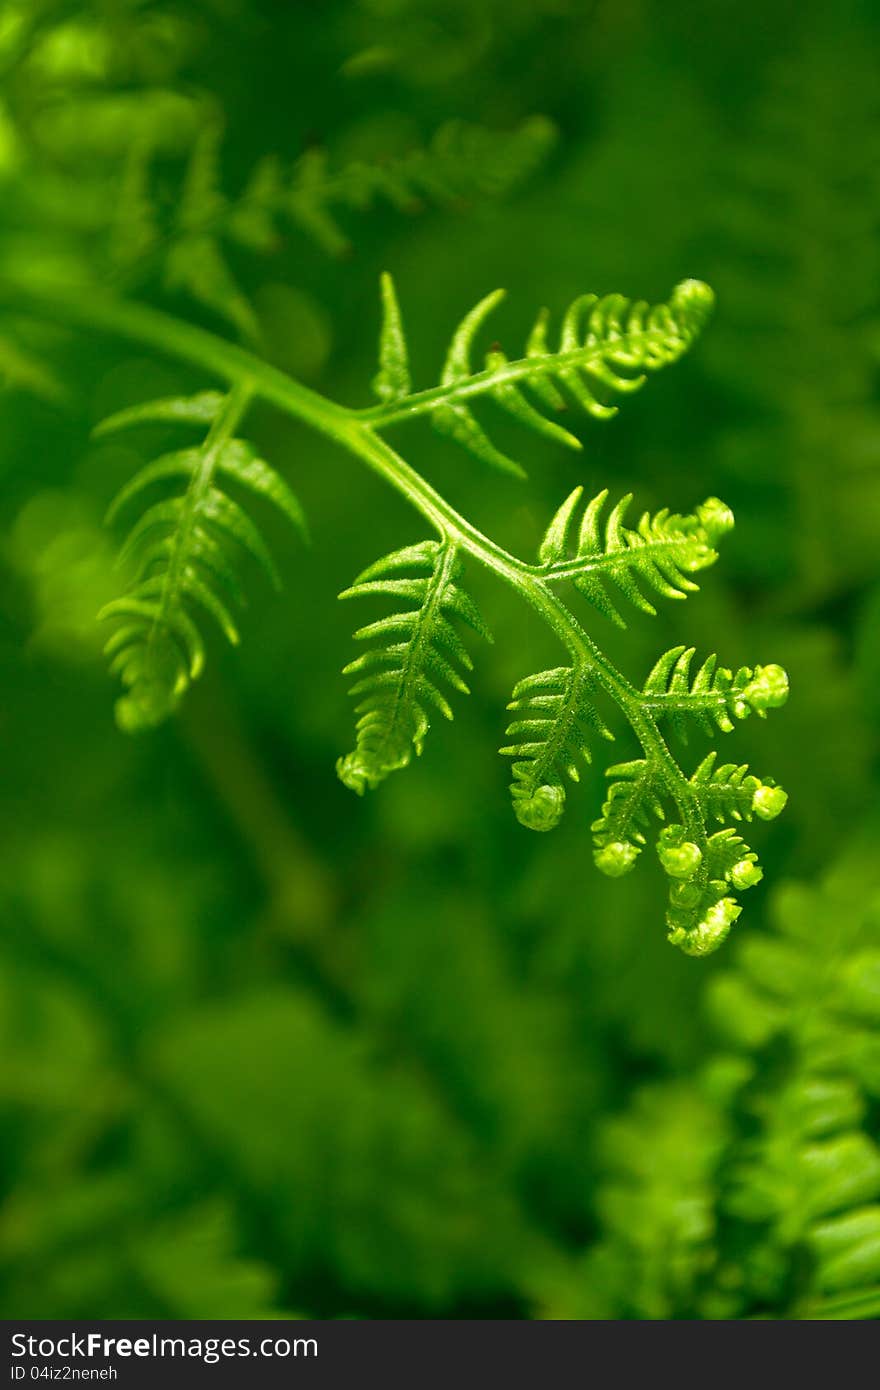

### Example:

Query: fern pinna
xmin=13 ymin=262 xmax=788 ymax=954
xmin=336 ymin=540 xmax=491 ymax=794
xmin=97 ymin=384 xmax=306 ymax=731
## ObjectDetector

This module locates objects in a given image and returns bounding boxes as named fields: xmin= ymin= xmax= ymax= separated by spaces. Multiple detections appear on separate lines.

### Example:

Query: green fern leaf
xmin=588 ymin=745 xmax=787 ymax=957
xmin=539 ymin=488 xmax=733 ymax=627
xmin=337 ymin=539 xmax=490 ymax=793
xmin=98 ymin=386 xmax=305 ymax=732
xmin=591 ymin=759 xmax=662 ymax=877
xmin=108 ymin=118 xmax=554 ymax=320
xmin=691 ymin=751 xmax=789 ymax=824
xmin=367 ymin=278 xmax=715 ymax=478
xmin=641 ymin=646 xmax=790 ymax=739
xmin=500 ymin=665 xmax=612 ymax=830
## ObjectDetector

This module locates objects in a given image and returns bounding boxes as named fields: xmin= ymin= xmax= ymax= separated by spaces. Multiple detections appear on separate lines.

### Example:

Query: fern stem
xmin=354 ymin=348 xmax=622 ymax=427
xmin=0 ymin=276 xmax=355 ymax=440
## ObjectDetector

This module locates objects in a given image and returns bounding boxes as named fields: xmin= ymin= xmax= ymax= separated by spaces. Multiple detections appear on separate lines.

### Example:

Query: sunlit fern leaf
xmin=336 ymin=539 xmax=490 ymax=793
xmin=588 ymin=746 xmax=787 ymax=957
xmin=98 ymin=388 xmax=305 ymax=732
xmin=500 ymin=665 xmax=612 ymax=830
xmin=641 ymin=646 xmax=790 ymax=739
xmin=375 ymin=278 xmax=715 ymax=478
xmin=691 ymin=752 xmax=788 ymax=825
xmin=661 ymin=754 xmax=786 ymax=956
xmin=538 ymin=488 xmax=733 ymax=627
xmin=591 ymin=760 xmax=663 ymax=877
xmin=661 ymin=760 xmax=785 ymax=956
xmin=702 ymin=828 xmax=763 ymax=892
xmin=433 ymin=289 xmax=527 ymax=477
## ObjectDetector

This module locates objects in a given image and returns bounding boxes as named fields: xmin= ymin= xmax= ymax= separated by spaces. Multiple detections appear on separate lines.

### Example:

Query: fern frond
xmin=50 ymin=254 xmax=783 ymax=953
xmin=108 ymin=119 xmax=554 ymax=330
xmin=98 ymin=386 xmax=306 ymax=732
xmin=372 ymin=272 xmax=411 ymax=404
xmin=641 ymin=646 xmax=790 ymax=738
xmin=284 ymin=117 xmax=556 ymax=257
xmin=366 ymin=277 xmax=715 ymax=478
xmin=500 ymin=665 xmax=612 ymax=830
xmin=336 ymin=540 xmax=490 ymax=793
xmin=537 ymin=488 xmax=733 ymax=626
xmin=484 ymin=487 xmax=788 ymax=954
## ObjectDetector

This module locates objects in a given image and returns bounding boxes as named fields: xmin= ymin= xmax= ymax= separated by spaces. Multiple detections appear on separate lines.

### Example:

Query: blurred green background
xmin=2 ymin=0 xmax=880 ymax=1319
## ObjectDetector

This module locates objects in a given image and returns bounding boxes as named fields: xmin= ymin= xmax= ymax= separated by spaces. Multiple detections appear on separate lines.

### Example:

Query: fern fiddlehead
xmin=0 ymin=261 xmax=789 ymax=953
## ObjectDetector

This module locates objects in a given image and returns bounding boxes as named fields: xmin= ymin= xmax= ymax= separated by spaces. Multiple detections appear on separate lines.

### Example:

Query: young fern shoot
xmin=31 ymin=258 xmax=787 ymax=954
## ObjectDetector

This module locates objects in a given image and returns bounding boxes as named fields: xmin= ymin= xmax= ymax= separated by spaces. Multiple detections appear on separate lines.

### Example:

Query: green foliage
xmin=97 ymin=385 xmax=306 ymax=731
xmin=642 ymin=647 xmax=790 ymax=739
xmin=705 ymin=26 xmax=880 ymax=600
xmin=536 ymin=838 xmax=880 ymax=1319
xmin=337 ymin=539 xmax=490 ymax=792
xmin=536 ymin=487 xmax=731 ymax=626
xmin=12 ymin=251 xmax=786 ymax=947
xmin=501 ymin=665 xmax=609 ymax=831
xmin=335 ymin=274 xmax=785 ymax=951
xmin=110 ymin=116 xmax=556 ymax=336
xmin=1 ymin=0 xmax=874 ymax=1326
xmin=369 ymin=275 xmax=715 ymax=478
